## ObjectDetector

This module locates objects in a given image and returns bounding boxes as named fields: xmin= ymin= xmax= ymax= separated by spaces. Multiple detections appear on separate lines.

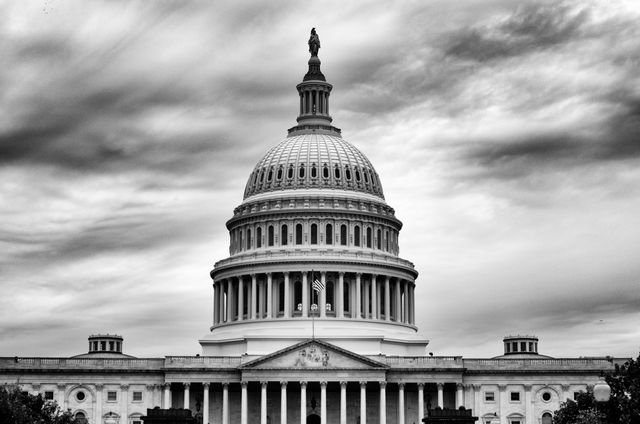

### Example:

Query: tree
xmin=0 ymin=385 xmax=78 ymax=424
xmin=553 ymin=352 xmax=640 ymax=424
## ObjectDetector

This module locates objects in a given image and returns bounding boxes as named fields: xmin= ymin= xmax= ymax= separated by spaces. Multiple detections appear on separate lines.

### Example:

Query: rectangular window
xmin=133 ymin=391 xmax=143 ymax=402
xmin=506 ymin=343 xmax=511 ymax=353
xmin=510 ymin=392 xmax=520 ymax=401
xmin=44 ymin=391 xmax=54 ymax=400
xmin=109 ymin=341 xmax=114 ymax=351
xmin=107 ymin=391 xmax=117 ymax=402
xmin=512 ymin=342 xmax=518 ymax=352
xmin=511 ymin=421 xmax=521 ymax=424
xmin=520 ymin=341 xmax=526 ymax=352
xmin=485 ymin=391 xmax=495 ymax=402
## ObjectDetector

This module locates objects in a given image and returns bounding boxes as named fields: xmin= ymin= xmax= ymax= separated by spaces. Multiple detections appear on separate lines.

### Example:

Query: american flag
xmin=312 ymin=277 xmax=324 ymax=293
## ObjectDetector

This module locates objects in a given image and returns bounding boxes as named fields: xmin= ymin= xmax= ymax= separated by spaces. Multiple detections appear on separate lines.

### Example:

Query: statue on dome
xmin=308 ymin=27 xmax=320 ymax=56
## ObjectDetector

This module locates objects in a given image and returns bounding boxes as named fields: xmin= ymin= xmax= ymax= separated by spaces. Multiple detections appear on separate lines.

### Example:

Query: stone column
xmin=219 ymin=280 xmax=227 ymax=322
xmin=213 ymin=282 xmax=219 ymax=325
xmin=437 ymin=383 xmax=444 ymax=408
xmin=360 ymin=382 xmax=367 ymax=424
xmin=363 ymin=279 xmax=370 ymax=319
xmin=241 ymin=382 xmax=248 ymax=424
xmin=302 ymin=272 xmax=309 ymax=317
xmin=251 ymin=274 xmax=257 ymax=320
xmin=371 ymin=275 xmax=378 ymax=319
xmin=320 ymin=381 xmax=327 ymax=424
xmin=300 ymin=381 xmax=307 ymax=424
xmin=410 ymin=283 xmax=416 ymax=324
xmin=203 ymin=383 xmax=210 ymax=424
xmin=397 ymin=383 xmax=405 ymax=424
xmin=95 ymin=384 xmax=103 ymax=424
xmin=340 ymin=381 xmax=347 ymax=424
xmin=498 ymin=384 xmax=507 ymax=424
xmin=57 ymin=384 xmax=66 ymax=409
xmin=561 ymin=384 xmax=570 ymax=402
xmin=238 ymin=277 xmax=244 ymax=321
xmin=120 ymin=384 xmax=129 ymax=423
xmin=395 ymin=279 xmax=402 ymax=321
xmin=337 ymin=272 xmax=345 ymax=318
xmin=163 ymin=383 xmax=171 ymax=408
xmin=222 ymin=383 xmax=229 ymax=424
xmin=384 ymin=277 xmax=390 ymax=321
xmin=524 ymin=385 xmax=533 ymax=424
xmin=184 ymin=382 xmax=190 ymax=409
xmin=261 ymin=382 xmax=268 ymax=424
xmin=266 ymin=273 xmax=273 ymax=318
xmin=473 ymin=385 xmax=481 ymax=419
xmin=403 ymin=281 xmax=409 ymax=323
xmin=355 ymin=273 xmax=362 ymax=319
xmin=228 ymin=278 xmax=236 ymax=321
xmin=417 ymin=383 xmax=424 ymax=422
xmin=320 ymin=272 xmax=327 ymax=318
xmin=284 ymin=272 xmax=291 ymax=318
xmin=280 ymin=382 xmax=288 ymax=424
xmin=379 ymin=382 xmax=387 ymax=424
xmin=456 ymin=383 xmax=464 ymax=408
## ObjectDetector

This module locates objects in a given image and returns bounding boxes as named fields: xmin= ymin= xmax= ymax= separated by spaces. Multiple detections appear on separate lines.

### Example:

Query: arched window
xmin=377 ymin=229 xmax=382 ymax=249
xmin=246 ymin=229 xmax=252 ymax=250
xmin=363 ymin=169 xmax=369 ymax=183
xmin=276 ymin=166 xmax=283 ymax=180
xmin=295 ymin=224 xmax=303 ymax=245
xmin=311 ymin=224 xmax=318 ymax=244
xmin=340 ymin=224 xmax=347 ymax=246
xmin=299 ymin=163 xmax=305 ymax=179
xmin=385 ymin=230 xmax=389 ymax=251
xmin=325 ymin=224 xmax=333 ymax=245
xmin=74 ymin=412 xmax=87 ymax=424
xmin=281 ymin=224 xmax=288 ymax=246
xmin=354 ymin=225 xmax=361 ymax=247
xmin=541 ymin=413 xmax=552 ymax=424
xmin=345 ymin=166 xmax=352 ymax=180
xmin=239 ymin=230 xmax=243 ymax=251
xmin=311 ymin=163 xmax=317 ymax=178
xmin=322 ymin=164 xmax=329 ymax=179
xmin=256 ymin=227 xmax=263 ymax=248
xmin=260 ymin=168 xmax=265 ymax=183
xmin=268 ymin=225 xmax=274 ymax=246
xmin=334 ymin=165 xmax=341 ymax=179
xmin=287 ymin=165 xmax=294 ymax=179
xmin=366 ymin=227 xmax=372 ymax=248
xmin=355 ymin=168 xmax=361 ymax=182
xmin=267 ymin=167 xmax=273 ymax=182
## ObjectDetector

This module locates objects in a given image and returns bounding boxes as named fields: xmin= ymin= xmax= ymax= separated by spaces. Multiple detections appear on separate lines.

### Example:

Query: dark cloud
xmin=445 ymin=3 xmax=589 ymax=61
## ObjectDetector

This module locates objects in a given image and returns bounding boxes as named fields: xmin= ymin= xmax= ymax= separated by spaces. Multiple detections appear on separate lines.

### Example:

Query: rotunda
xmin=200 ymin=35 xmax=427 ymax=357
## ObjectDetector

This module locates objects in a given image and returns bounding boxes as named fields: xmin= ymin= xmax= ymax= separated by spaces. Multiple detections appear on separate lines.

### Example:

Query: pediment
xmin=241 ymin=339 xmax=388 ymax=370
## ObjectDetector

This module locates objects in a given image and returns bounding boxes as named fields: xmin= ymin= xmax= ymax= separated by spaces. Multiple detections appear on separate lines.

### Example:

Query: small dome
xmin=243 ymin=133 xmax=385 ymax=200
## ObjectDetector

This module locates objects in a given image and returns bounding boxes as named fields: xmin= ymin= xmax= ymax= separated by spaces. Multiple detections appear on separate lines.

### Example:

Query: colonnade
xmin=300 ymin=88 xmax=330 ymax=116
xmin=212 ymin=271 xmax=416 ymax=326
xmin=162 ymin=380 xmax=463 ymax=424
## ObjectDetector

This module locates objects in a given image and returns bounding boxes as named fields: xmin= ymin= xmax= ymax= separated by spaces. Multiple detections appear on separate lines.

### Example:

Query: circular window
xmin=542 ymin=391 xmax=551 ymax=402
xmin=76 ymin=391 xmax=86 ymax=402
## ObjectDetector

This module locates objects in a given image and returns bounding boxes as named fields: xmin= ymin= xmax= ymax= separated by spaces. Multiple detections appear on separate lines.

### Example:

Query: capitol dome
xmin=201 ymin=36 xmax=426 ymax=357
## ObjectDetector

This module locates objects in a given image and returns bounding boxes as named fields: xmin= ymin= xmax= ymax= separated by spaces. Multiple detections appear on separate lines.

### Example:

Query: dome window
xmin=267 ymin=167 xmax=273 ymax=182
xmin=287 ymin=165 xmax=294 ymax=179
xmin=295 ymin=224 xmax=303 ymax=245
xmin=376 ymin=229 xmax=382 ymax=249
xmin=253 ymin=171 xmax=259 ymax=185
xmin=340 ymin=225 xmax=347 ymax=245
xmin=322 ymin=164 xmax=329 ymax=179
xmin=268 ymin=225 xmax=274 ymax=246
xmin=259 ymin=169 xmax=265 ymax=183
xmin=281 ymin=225 xmax=288 ymax=246
xmin=334 ymin=165 xmax=341 ymax=179
xmin=276 ymin=166 xmax=283 ymax=181
xmin=256 ymin=227 xmax=263 ymax=248
xmin=246 ymin=229 xmax=252 ymax=250
xmin=299 ymin=164 xmax=305 ymax=179
xmin=345 ymin=167 xmax=352 ymax=181
xmin=355 ymin=168 xmax=361 ymax=182
xmin=311 ymin=163 xmax=317 ymax=178
xmin=354 ymin=225 xmax=361 ymax=247
xmin=366 ymin=227 xmax=372 ymax=248
xmin=363 ymin=170 xmax=369 ymax=183
xmin=325 ymin=224 xmax=333 ymax=245
xmin=311 ymin=224 xmax=318 ymax=244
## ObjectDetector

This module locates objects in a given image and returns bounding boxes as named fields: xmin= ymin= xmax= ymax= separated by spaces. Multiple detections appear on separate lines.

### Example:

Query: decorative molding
xmin=417 ymin=383 xmax=425 ymax=389
xmin=379 ymin=381 xmax=387 ymax=389
xmin=360 ymin=381 xmax=367 ymax=388
xmin=203 ymin=382 xmax=210 ymax=389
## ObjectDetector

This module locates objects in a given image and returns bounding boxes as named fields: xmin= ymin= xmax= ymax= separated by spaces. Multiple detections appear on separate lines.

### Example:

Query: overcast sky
xmin=1 ymin=0 xmax=639 ymax=359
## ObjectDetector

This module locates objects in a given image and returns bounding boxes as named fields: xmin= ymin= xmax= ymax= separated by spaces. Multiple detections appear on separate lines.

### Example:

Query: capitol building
xmin=0 ymin=31 xmax=624 ymax=424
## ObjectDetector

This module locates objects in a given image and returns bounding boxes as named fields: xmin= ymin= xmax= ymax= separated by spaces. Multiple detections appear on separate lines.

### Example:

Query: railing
xmin=214 ymin=249 xmax=416 ymax=270
xmin=463 ymin=358 xmax=615 ymax=371
xmin=164 ymin=356 xmax=243 ymax=368
xmin=0 ymin=357 xmax=165 ymax=370
xmin=375 ymin=356 xmax=464 ymax=367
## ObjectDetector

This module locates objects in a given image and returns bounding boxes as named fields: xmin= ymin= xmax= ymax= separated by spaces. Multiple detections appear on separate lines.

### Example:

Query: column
xmin=410 ymin=284 xmax=416 ymax=324
xmin=241 ymin=382 xmax=248 ymax=424
xmin=280 ymin=382 xmax=288 ymax=424
xmin=284 ymin=272 xmax=291 ymax=318
xmin=371 ymin=275 xmax=378 ymax=319
xmin=355 ymin=273 xmax=362 ymax=319
xmin=456 ymin=383 xmax=464 ymax=408
xmin=398 ymin=383 xmax=405 ymax=424
xmin=340 ymin=381 xmax=347 ymax=424
xmin=395 ymin=279 xmax=401 ymax=321
xmin=337 ymin=272 xmax=345 ymax=318
xmin=238 ymin=277 xmax=244 ymax=321
xmin=524 ymin=385 xmax=532 ymax=424
xmin=437 ymin=383 xmax=444 ymax=408
xmin=403 ymin=281 xmax=409 ymax=323
xmin=184 ymin=382 xmax=190 ymax=409
xmin=379 ymin=382 xmax=387 ymax=424
xmin=213 ymin=282 xmax=219 ymax=325
xmin=363 ymin=279 xmax=370 ymax=319
xmin=319 ymin=272 xmax=327 ymax=318
xmin=320 ymin=381 xmax=327 ymax=424
xmin=300 ymin=382 xmax=307 ymax=424
xmin=302 ymin=272 xmax=309 ymax=317
xmin=120 ymin=384 xmax=129 ymax=423
xmin=417 ymin=383 xmax=424 ymax=421
xmin=359 ymin=382 xmax=367 ymax=424
xmin=259 ymin=279 xmax=265 ymax=318
xmin=267 ymin=273 xmax=273 ymax=318
xmin=384 ymin=277 xmax=390 ymax=321
xmin=163 ymin=383 xmax=171 ymax=408
xmin=473 ymin=385 xmax=481 ymax=419
xmin=57 ymin=384 xmax=66 ymax=409
xmin=261 ymin=382 xmax=268 ymax=424
xmin=251 ymin=274 xmax=257 ymax=320
xmin=95 ymin=384 xmax=103 ymax=424
xmin=561 ymin=384 xmax=570 ymax=402
xmin=228 ymin=279 xmax=236 ymax=321
xmin=498 ymin=384 xmax=507 ymax=424
xmin=203 ymin=383 xmax=210 ymax=424
xmin=219 ymin=280 xmax=226 ymax=322
xmin=222 ymin=383 xmax=229 ymax=424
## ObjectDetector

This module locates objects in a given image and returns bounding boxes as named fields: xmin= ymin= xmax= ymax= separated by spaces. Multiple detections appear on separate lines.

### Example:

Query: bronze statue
xmin=308 ymin=27 xmax=320 ymax=56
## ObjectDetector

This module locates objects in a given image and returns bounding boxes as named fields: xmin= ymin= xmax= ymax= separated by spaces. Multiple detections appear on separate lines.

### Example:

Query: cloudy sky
xmin=1 ymin=0 xmax=639 ymax=359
